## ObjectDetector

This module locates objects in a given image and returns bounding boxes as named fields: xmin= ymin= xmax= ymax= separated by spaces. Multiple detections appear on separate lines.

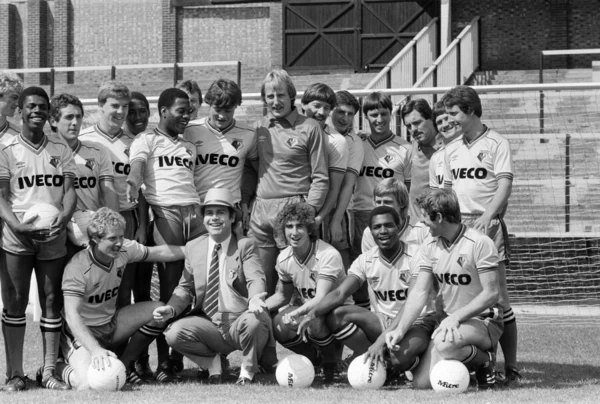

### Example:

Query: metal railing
xmin=364 ymin=18 xmax=438 ymax=91
xmin=412 ymin=16 xmax=480 ymax=102
xmin=538 ymin=48 xmax=600 ymax=134
xmin=6 ymin=61 xmax=242 ymax=96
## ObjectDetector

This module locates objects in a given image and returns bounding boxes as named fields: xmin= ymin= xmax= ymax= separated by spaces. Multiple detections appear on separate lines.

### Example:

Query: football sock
xmin=41 ymin=317 xmax=63 ymax=379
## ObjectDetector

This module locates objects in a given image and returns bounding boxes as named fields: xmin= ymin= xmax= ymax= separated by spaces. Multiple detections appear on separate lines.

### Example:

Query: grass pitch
xmin=1 ymin=315 xmax=599 ymax=404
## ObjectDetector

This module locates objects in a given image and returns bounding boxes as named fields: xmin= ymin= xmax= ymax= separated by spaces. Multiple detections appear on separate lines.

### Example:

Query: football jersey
xmin=62 ymin=239 xmax=149 ymax=327
xmin=276 ymin=240 xmax=352 ymax=305
xmin=324 ymin=125 xmax=349 ymax=174
xmin=70 ymin=139 xmax=114 ymax=211
xmin=408 ymin=138 xmax=442 ymax=219
xmin=348 ymin=243 xmax=413 ymax=318
xmin=247 ymin=109 xmax=329 ymax=209
xmin=353 ymin=134 xmax=411 ymax=211
xmin=342 ymin=129 xmax=365 ymax=211
xmin=361 ymin=217 xmax=429 ymax=263
xmin=79 ymin=125 xmax=136 ymax=211
xmin=0 ymin=121 xmax=20 ymax=144
xmin=184 ymin=117 xmax=257 ymax=203
xmin=129 ymin=128 xmax=198 ymax=207
xmin=0 ymin=134 xmax=76 ymax=212
xmin=417 ymin=225 xmax=499 ymax=315
xmin=443 ymin=127 xmax=513 ymax=215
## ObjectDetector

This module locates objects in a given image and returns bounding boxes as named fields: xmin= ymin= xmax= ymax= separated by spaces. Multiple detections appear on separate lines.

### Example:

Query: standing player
xmin=0 ymin=72 xmax=22 ymax=141
xmin=298 ymin=206 xmax=435 ymax=379
xmin=0 ymin=87 xmax=77 ymax=391
xmin=176 ymin=79 xmax=202 ymax=121
xmin=124 ymin=91 xmax=155 ymax=378
xmin=59 ymin=208 xmax=187 ymax=389
xmin=241 ymin=69 xmax=329 ymax=295
xmin=184 ymin=78 xmax=256 ymax=215
xmin=127 ymin=88 xmax=203 ymax=382
xmin=78 ymin=81 xmax=149 ymax=308
xmin=429 ymin=101 xmax=462 ymax=189
xmin=265 ymin=202 xmax=349 ymax=382
xmin=300 ymin=83 xmax=348 ymax=228
xmin=327 ymin=91 xmax=364 ymax=268
xmin=360 ymin=179 xmax=428 ymax=255
xmin=351 ymin=92 xmax=411 ymax=262
xmin=401 ymin=99 xmax=443 ymax=218
xmin=441 ymin=85 xmax=520 ymax=383
xmin=387 ymin=189 xmax=503 ymax=390
xmin=50 ymin=93 xmax=119 ymax=257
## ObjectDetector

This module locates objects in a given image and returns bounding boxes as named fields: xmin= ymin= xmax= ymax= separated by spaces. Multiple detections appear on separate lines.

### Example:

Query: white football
xmin=430 ymin=359 xmax=470 ymax=394
xmin=87 ymin=358 xmax=127 ymax=391
xmin=276 ymin=354 xmax=315 ymax=388
xmin=347 ymin=354 xmax=386 ymax=390
xmin=23 ymin=203 xmax=60 ymax=242
xmin=67 ymin=209 xmax=95 ymax=247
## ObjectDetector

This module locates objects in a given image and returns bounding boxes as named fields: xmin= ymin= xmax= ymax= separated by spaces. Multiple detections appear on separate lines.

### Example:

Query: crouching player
xmin=58 ymin=208 xmax=186 ymax=389
xmin=386 ymin=189 xmax=503 ymax=390
xmin=265 ymin=202 xmax=350 ymax=382
xmin=298 ymin=206 xmax=435 ymax=382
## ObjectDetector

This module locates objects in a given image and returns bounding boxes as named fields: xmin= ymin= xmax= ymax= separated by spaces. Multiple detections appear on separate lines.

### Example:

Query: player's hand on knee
xmin=126 ymin=181 xmax=140 ymax=204
xmin=282 ymin=309 xmax=302 ymax=326
xmin=91 ymin=348 xmax=117 ymax=370
xmin=432 ymin=316 xmax=462 ymax=342
xmin=297 ymin=312 xmax=316 ymax=342
xmin=153 ymin=305 xmax=176 ymax=323
xmin=248 ymin=292 xmax=268 ymax=314
xmin=385 ymin=330 xmax=403 ymax=351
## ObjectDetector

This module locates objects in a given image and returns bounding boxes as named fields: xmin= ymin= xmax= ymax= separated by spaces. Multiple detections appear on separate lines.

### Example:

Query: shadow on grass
xmin=514 ymin=361 xmax=600 ymax=389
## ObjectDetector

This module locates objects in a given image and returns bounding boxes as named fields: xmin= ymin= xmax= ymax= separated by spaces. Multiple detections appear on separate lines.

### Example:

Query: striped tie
xmin=204 ymin=243 xmax=221 ymax=319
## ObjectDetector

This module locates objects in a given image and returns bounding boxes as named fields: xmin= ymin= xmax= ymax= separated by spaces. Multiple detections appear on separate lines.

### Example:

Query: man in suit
xmin=153 ymin=188 xmax=273 ymax=385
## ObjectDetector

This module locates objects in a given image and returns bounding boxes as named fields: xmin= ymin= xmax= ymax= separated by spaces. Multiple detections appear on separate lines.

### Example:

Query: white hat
xmin=203 ymin=188 xmax=235 ymax=211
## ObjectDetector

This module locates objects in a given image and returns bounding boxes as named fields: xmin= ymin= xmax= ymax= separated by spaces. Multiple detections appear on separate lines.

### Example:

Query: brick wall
xmin=452 ymin=0 xmax=600 ymax=70
xmin=178 ymin=3 xmax=280 ymax=90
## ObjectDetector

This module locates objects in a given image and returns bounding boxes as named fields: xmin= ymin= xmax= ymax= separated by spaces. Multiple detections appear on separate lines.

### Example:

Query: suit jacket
xmin=167 ymin=233 xmax=266 ymax=324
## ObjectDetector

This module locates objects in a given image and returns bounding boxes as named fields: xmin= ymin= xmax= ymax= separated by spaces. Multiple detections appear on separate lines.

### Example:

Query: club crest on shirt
xmin=49 ymin=156 xmax=61 ymax=168
xmin=123 ymin=148 xmax=130 ymax=157
xmin=231 ymin=139 xmax=243 ymax=151
xmin=194 ymin=140 xmax=204 ymax=147
xmin=117 ymin=267 xmax=124 ymax=278
xmin=398 ymin=270 xmax=410 ymax=284
xmin=477 ymin=151 xmax=489 ymax=162
xmin=457 ymin=255 xmax=467 ymax=267
xmin=185 ymin=148 xmax=193 ymax=156
xmin=286 ymin=137 xmax=298 ymax=148
xmin=384 ymin=154 xmax=394 ymax=164
xmin=85 ymin=158 xmax=96 ymax=171
xmin=309 ymin=271 xmax=317 ymax=283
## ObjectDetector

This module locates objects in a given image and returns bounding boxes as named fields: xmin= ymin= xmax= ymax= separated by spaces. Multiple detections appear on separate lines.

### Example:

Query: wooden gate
xmin=283 ymin=0 xmax=437 ymax=72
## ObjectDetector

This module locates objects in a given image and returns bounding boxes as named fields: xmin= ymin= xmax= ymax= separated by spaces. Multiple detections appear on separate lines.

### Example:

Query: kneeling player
xmin=386 ymin=189 xmax=503 ymax=390
xmin=265 ymin=202 xmax=349 ymax=382
xmin=298 ymin=206 xmax=435 ymax=380
xmin=59 ymin=208 xmax=186 ymax=389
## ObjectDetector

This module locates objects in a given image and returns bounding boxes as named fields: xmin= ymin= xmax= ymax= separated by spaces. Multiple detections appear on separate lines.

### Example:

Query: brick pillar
xmin=162 ymin=0 xmax=178 ymax=82
xmin=162 ymin=0 xmax=177 ymax=63
xmin=27 ymin=0 xmax=49 ymax=84
xmin=548 ymin=0 xmax=569 ymax=68
xmin=269 ymin=2 xmax=283 ymax=70
xmin=0 ymin=4 xmax=10 ymax=69
xmin=54 ymin=0 xmax=72 ymax=84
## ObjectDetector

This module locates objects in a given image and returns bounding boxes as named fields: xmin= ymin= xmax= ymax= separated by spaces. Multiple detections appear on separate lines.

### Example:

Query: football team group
xmin=0 ymin=68 xmax=520 ymax=392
